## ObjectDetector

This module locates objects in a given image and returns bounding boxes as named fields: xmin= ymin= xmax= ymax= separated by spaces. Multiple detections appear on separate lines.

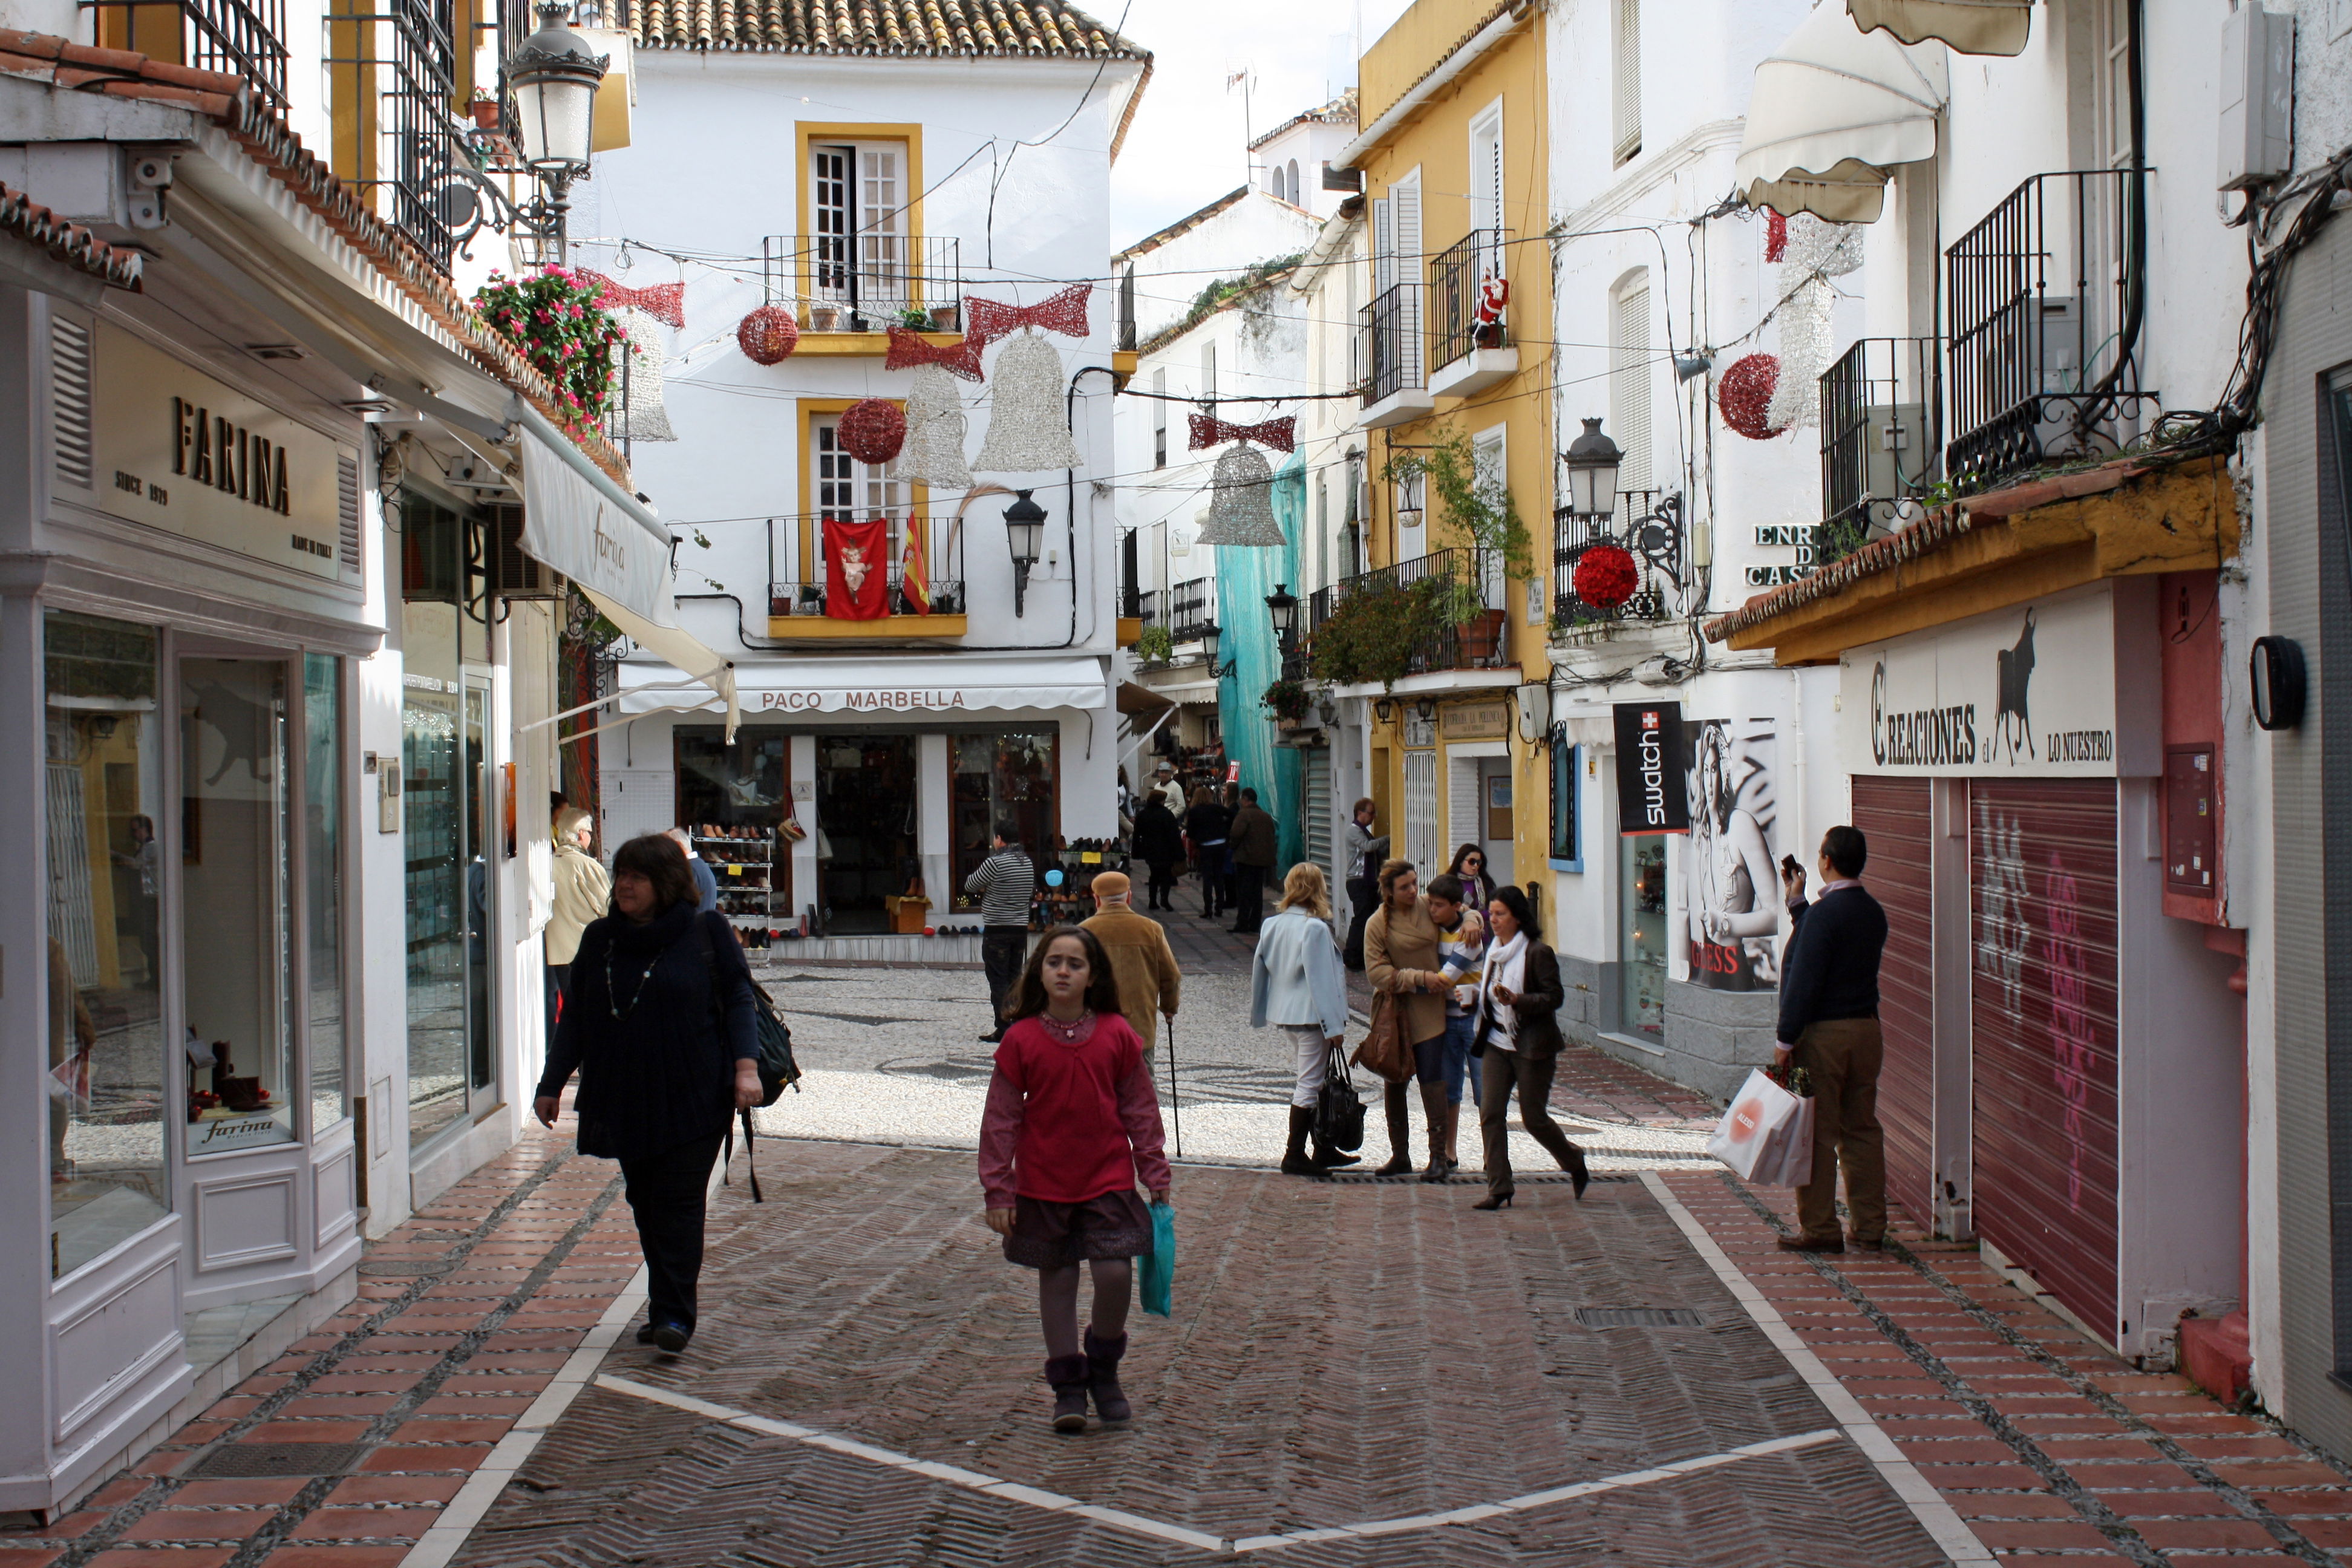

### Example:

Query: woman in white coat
xmin=546 ymin=807 xmax=610 ymax=1038
xmin=1249 ymin=864 xmax=1356 ymax=1177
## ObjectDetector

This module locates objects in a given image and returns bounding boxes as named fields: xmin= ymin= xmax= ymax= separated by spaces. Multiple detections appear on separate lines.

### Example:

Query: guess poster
xmin=1612 ymin=701 xmax=1690 ymax=835
xmin=823 ymin=517 xmax=889 ymax=619
xmin=1685 ymin=718 xmax=1782 ymax=991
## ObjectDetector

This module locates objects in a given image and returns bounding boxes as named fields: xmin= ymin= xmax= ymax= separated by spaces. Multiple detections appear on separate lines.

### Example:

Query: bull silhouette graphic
xmin=1990 ymin=609 xmax=2036 ymax=763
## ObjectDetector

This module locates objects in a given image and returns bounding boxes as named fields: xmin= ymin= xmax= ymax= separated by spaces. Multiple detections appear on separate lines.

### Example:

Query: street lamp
xmin=505 ymin=0 xmax=607 ymax=261
xmin=1265 ymin=583 xmax=1299 ymax=648
xmin=1003 ymin=490 xmax=1047 ymax=615
xmin=1199 ymin=621 xmax=1235 ymax=679
xmin=1561 ymin=417 xmax=1624 ymax=520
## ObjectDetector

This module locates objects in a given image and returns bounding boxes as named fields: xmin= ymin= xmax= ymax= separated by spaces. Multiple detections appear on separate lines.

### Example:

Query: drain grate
xmin=183 ymin=1442 xmax=369 ymax=1478
xmin=1576 ymin=1307 xmax=1705 ymax=1328
xmin=356 ymin=1259 xmax=452 ymax=1277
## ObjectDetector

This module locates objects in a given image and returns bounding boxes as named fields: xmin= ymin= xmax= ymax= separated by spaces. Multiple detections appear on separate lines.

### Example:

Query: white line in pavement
xmin=1637 ymin=1171 xmax=1998 ymax=1567
xmin=592 ymin=1371 xmax=1845 ymax=1556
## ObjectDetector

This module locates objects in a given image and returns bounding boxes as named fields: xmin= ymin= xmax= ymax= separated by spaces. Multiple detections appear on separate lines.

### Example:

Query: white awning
xmin=583 ymin=588 xmax=739 ymax=741
xmin=517 ymin=407 xmax=676 ymax=627
xmin=618 ymin=655 xmax=1109 ymax=718
xmin=1734 ymin=2 xmax=1949 ymax=224
xmin=1849 ymin=0 xmax=2029 ymax=57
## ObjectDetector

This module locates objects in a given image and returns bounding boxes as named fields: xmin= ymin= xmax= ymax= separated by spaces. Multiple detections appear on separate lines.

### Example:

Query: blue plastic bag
xmin=1139 ymin=1200 xmax=1175 ymax=1318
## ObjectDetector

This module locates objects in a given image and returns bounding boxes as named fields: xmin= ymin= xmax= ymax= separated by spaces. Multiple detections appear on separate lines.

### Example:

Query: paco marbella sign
xmin=87 ymin=324 xmax=355 ymax=585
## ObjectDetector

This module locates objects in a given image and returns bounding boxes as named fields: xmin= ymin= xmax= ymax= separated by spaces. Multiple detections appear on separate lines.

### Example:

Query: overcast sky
xmin=1103 ymin=0 xmax=1415 ymax=248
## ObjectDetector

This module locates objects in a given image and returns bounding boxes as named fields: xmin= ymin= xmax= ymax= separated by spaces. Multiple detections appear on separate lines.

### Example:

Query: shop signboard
xmin=1841 ymin=584 xmax=2136 ymax=777
xmin=1444 ymin=699 xmax=1510 ymax=740
xmin=1612 ymin=701 xmax=1689 ymax=835
xmin=87 ymin=323 xmax=356 ymax=584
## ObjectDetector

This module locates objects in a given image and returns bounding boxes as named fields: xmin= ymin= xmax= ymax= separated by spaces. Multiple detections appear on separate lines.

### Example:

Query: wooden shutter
xmin=812 ymin=145 xmax=852 ymax=301
xmin=1613 ymin=0 xmax=1642 ymax=163
xmin=1610 ymin=284 xmax=1653 ymax=495
xmin=50 ymin=315 xmax=91 ymax=489
xmin=1405 ymin=750 xmax=1438 ymax=874
xmin=1372 ymin=196 xmax=1396 ymax=296
xmin=1853 ymin=776 xmax=1936 ymax=1230
xmin=1970 ymin=778 xmax=2122 ymax=1338
xmin=1393 ymin=178 xmax=1423 ymax=385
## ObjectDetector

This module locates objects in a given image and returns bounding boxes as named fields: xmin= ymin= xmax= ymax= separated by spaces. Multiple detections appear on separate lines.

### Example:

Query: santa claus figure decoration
xmin=824 ymin=517 xmax=890 ymax=619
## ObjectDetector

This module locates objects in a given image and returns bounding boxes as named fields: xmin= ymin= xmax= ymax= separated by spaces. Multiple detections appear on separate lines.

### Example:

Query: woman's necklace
xmin=605 ymin=944 xmax=659 ymax=1020
xmin=1038 ymin=1009 xmax=1095 ymax=1045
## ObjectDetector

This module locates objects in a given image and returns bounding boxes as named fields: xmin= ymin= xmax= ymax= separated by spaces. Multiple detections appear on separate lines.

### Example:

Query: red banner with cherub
xmin=823 ymin=517 xmax=890 ymax=619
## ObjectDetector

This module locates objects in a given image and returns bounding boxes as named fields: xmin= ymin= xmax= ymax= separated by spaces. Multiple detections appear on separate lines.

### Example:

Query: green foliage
xmin=472 ymin=265 xmax=629 ymax=436
xmin=1154 ymin=252 xmax=1306 ymax=347
xmin=1308 ymin=573 xmax=1452 ymax=690
xmin=1386 ymin=428 xmax=1533 ymax=577
xmin=898 ymin=308 xmax=932 ymax=330
xmin=1261 ymin=677 xmax=1312 ymax=722
xmin=1135 ymin=624 xmax=1174 ymax=664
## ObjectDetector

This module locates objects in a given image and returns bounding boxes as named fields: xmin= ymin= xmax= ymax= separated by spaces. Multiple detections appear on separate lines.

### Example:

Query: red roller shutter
xmin=1969 ymin=779 xmax=2121 ymax=1338
xmin=1854 ymin=776 xmax=1935 ymax=1230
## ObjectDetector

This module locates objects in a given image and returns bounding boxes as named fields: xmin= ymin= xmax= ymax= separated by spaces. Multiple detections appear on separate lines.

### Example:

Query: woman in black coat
xmin=1131 ymin=795 xmax=1184 ymax=911
xmin=535 ymin=833 xmax=759 ymax=1353
xmin=1182 ymin=786 xmax=1233 ymax=920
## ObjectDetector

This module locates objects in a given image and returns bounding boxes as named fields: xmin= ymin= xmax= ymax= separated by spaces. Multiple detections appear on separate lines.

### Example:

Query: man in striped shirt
xmin=966 ymin=821 xmax=1036 ymax=1043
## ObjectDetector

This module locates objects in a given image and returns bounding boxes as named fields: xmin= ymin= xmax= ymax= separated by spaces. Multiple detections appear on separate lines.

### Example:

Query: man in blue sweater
xmin=1774 ymin=825 xmax=1889 ymax=1254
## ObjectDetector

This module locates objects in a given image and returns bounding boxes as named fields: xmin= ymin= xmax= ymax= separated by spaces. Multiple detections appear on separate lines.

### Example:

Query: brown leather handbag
xmin=1350 ymin=991 xmax=1417 ymax=1084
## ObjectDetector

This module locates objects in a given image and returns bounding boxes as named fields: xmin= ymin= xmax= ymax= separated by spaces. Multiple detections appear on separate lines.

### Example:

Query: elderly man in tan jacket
xmin=546 ymin=807 xmax=610 ymax=1039
xmin=1080 ymin=871 xmax=1181 ymax=1058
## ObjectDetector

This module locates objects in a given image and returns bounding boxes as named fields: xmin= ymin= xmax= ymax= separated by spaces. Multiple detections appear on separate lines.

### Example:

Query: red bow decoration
xmin=963 ymin=283 xmax=1091 ymax=351
xmin=1187 ymin=411 xmax=1296 ymax=453
xmin=884 ymin=325 xmax=984 ymax=382
xmin=577 ymin=270 xmax=685 ymax=329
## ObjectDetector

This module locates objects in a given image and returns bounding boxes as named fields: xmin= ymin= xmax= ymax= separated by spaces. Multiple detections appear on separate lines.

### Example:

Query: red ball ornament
xmin=737 ymin=304 xmax=799 ymax=365
xmin=838 ymin=397 xmax=908 ymax=464
xmin=1717 ymin=353 xmax=1786 ymax=441
xmin=1572 ymin=544 xmax=1641 ymax=609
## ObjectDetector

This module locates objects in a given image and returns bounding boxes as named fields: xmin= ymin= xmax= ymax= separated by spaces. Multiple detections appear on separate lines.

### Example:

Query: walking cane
xmin=1161 ymin=1016 xmax=1184 ymax=1159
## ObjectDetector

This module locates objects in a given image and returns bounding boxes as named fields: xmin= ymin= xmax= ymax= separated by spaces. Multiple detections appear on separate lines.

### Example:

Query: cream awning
xmin=1735 ymin=1 xmax=1950 ymax=224
xmin=1849 ymin=0 xmax=2030 ymax=57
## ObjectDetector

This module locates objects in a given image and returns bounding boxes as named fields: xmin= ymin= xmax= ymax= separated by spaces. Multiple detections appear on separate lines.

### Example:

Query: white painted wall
xmin=1119 ymin=191 xmax=1321 ymax=343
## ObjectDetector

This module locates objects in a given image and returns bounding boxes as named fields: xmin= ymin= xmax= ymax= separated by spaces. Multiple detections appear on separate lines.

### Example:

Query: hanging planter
xmin=471 ymin=266 xmax=629 ymax=436
xmin=737 ymin=304 xmax=800 ymax=365
xmin=838 ymin=397 xmax=907 ymax=464
xmin=1572 ymin=544 xmax=1641 ymax=609
xmin=1717 ymin=353 xmax=1786 ymax=441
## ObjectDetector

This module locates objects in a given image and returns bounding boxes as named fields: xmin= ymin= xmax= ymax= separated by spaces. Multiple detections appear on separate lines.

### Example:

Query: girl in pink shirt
xmin=979 ymin=926 xmax=1171 ymax=1432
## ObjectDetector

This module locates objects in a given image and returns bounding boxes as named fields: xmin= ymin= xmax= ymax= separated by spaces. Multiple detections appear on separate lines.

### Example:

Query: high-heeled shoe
xmin=1561 ymin=1145 xmax=1590 ymax=1200
xmin=1472 ymin=1191 xmax=1514 ymax=1211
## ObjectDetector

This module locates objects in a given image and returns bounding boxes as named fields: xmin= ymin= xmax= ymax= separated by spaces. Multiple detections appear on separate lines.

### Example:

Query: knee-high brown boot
xmin=1419 ymin=1083 xmax=1450 ymax=1181
xmin=1375 ymin=1080 xmax=1414 ymax=1176
xmin=1442 ymin=1100 xmax=1463 ymax=1169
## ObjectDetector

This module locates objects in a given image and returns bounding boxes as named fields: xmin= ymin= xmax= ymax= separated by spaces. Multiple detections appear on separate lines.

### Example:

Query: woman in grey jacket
xmin=1250 ymin=864 xmax=1356 ymax=1177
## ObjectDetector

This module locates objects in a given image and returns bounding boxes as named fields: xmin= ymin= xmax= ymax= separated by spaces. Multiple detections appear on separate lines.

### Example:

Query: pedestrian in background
xmin=1470 ymin=886 xmax=1589 ymax=1210
xmin=1130 ymin=792 xmax=1184 ymax=911
xmin=545 ymin=807 xmax=609 ymax=1041
xmin=1081 ymin=871 xmax=1181 ymax=1058
xmin=979 ymin=927 xmax=1171 ymax=1433
xmin=1364 ymin=859 xmax=1446 ymax=1177
xmin=1775 ymin=826 xmax=1890 ymax=1254
xmin=1183 ymin=785 xmax=1231 ymax=921
xmin=534 ymin=834 xmax=759 ymax=1354
xmin=967 ymin=820 xmax=1037 ymax=1044
xmin=1342 ymin=799 xmax=1388 ymax=970
xmin=1419 ymin=872 xmax=1486 ymax=1178
xmin=1151 ymin=760 xmax=1187 ymax=815
xmin=1249 ymin=864 xmax=1355 ymax=1176
xmin=1446 ymin=843 xmax=1495 ymax=916
xmin=663 ymin=826 xmax=719 ymax=912
xmin=1227 ymin=787 xmax=1278 ymax=935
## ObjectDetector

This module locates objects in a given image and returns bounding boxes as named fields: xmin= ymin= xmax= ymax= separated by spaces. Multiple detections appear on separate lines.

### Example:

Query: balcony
xmin=1428 ymin=229 xmax=1518 ymax=398
xmin=1817 ymin=337 xmax=1942 ymax=569
xmin=1357 ymin=283 xmax=1433 ymax=429
xmin=1309 ymin=548 xmax=1509 ymax=681
xmin=764 ymin=234 xmax=963 ymax=336
xmin=1168 ymin=575 xmax=1219 ymax=643
xmin=93 ymin=0 xmax=289 ymax=103
xmin=1945 ymin=169 xmax=2155 ymax=496
xmin=764 ymin=514 xmax=966 ymax=637
xmin=1551 ymin=492 xmax=1684 ymax=631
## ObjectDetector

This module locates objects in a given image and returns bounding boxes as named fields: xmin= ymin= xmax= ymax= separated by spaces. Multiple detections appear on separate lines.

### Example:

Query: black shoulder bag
xmin=697 ymin=918 xmax=802 ymax=1203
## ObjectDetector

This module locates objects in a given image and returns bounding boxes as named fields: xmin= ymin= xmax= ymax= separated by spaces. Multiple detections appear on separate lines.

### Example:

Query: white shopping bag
xmin=1708 ymin=1068 xmax=1815 ymax=1186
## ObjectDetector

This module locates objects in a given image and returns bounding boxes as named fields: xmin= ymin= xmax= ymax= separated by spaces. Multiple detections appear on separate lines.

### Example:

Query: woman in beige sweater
xmin=546 ymin=807 xmax=612 ymax=1038
xmin=1362 ymin=859 xmax=1451 ymax=1177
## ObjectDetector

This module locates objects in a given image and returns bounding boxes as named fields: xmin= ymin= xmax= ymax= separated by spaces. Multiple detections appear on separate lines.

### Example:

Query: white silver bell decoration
xmin=972 ymin=331 xmax=1083 ymax=473
xmin=890 ymin=363 xmax=972 ymax=488
xmin=1766 ymin=214 xmax=1864 ymax=434
xmin=1194 ymin=443 xmax=1285 ymax=546
xmin=610 ymin=308 xmax=676 ymax=443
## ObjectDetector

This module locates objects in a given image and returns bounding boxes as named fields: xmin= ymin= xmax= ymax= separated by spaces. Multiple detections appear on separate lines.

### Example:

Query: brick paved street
xmin=14 ymin=960 xmax=2352 ymax=1564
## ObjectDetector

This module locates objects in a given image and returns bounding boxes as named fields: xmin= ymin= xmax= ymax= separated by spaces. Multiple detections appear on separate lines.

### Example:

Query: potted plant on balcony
xmin=1262 ymin=676 xmax=1313 ymax=730
xmin=1308 ymin=573 xmax=1444 ymax=690
xmin=929 ymin=303 xmax=960 ymax=332
xmin=1134 ymin=624 xmax=1174 ymax=665
xmin=472 ymin=266 xmax=629 ymax=437
xmin=1387 ymin=431 xmax=1530 ymax=667
xmin=811 ymin=304 xmax=842 ymax=332
xmin=898 ymin=308 xmax=931 ymax=331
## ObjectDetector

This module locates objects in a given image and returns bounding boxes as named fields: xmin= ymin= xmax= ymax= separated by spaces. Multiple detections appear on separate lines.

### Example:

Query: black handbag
xmin=1313 ymin=1042 xmax=1365 ymax=1154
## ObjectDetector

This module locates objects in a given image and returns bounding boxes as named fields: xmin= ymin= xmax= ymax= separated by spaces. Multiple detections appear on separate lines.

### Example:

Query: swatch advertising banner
xmin=1613 ymin=701 xmax=1691 ymax=835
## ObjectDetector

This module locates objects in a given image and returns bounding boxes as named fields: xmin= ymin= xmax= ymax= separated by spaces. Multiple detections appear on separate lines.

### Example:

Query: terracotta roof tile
xmin=630 ymin=0 xmax=1144 ymax=57
xmin=0 ymin=179 xmax=143 ymax=289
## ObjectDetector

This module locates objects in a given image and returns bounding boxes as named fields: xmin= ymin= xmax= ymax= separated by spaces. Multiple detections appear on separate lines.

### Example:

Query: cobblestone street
xmin=13 ymin=939 xmax=2352 ymax=1565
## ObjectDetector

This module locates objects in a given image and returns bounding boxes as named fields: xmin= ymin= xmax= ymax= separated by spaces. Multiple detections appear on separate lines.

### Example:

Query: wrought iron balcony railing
xmin=92 ymin=0 xmax=290 ymax=103
xmin=1550 ymin=491 xmax=1685 ymax=629
xmin=1312 ymin=547 xmax=1510 ymax=674
xmin=1358 ymin=282 xmax=1423 ymax=405
xmin=1168 ymin=575 xmax=1218 ymax=642
xmin=1819 ymin=336 xmax=1943 ymax=567
xmin=1429 ymin=229 xmax=1509 ymax=372
xmin=1945 ymin=168 xmax=2154 ymax=495
xmin=1134 ymin=588 xmax=1160 ymax=629
xmin=762 ymin=234 xmax=963 ymax=334
xmin=765 ymin=514 xmax=967 ymax=618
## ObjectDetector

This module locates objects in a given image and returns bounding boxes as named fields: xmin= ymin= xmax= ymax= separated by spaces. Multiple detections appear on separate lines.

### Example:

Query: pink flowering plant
xmin=471 ymin=266 xmax=629 ymax=434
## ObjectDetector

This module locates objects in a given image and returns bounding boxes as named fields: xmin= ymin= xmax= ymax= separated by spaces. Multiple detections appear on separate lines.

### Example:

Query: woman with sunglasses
xmin=1448 ymin=844 xmax=1494 ymax=918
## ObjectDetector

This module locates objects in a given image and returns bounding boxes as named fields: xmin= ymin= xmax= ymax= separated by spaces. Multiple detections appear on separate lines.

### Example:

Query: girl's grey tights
xmin=1038 ymin=1259 xmax=1132 ymax=1358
